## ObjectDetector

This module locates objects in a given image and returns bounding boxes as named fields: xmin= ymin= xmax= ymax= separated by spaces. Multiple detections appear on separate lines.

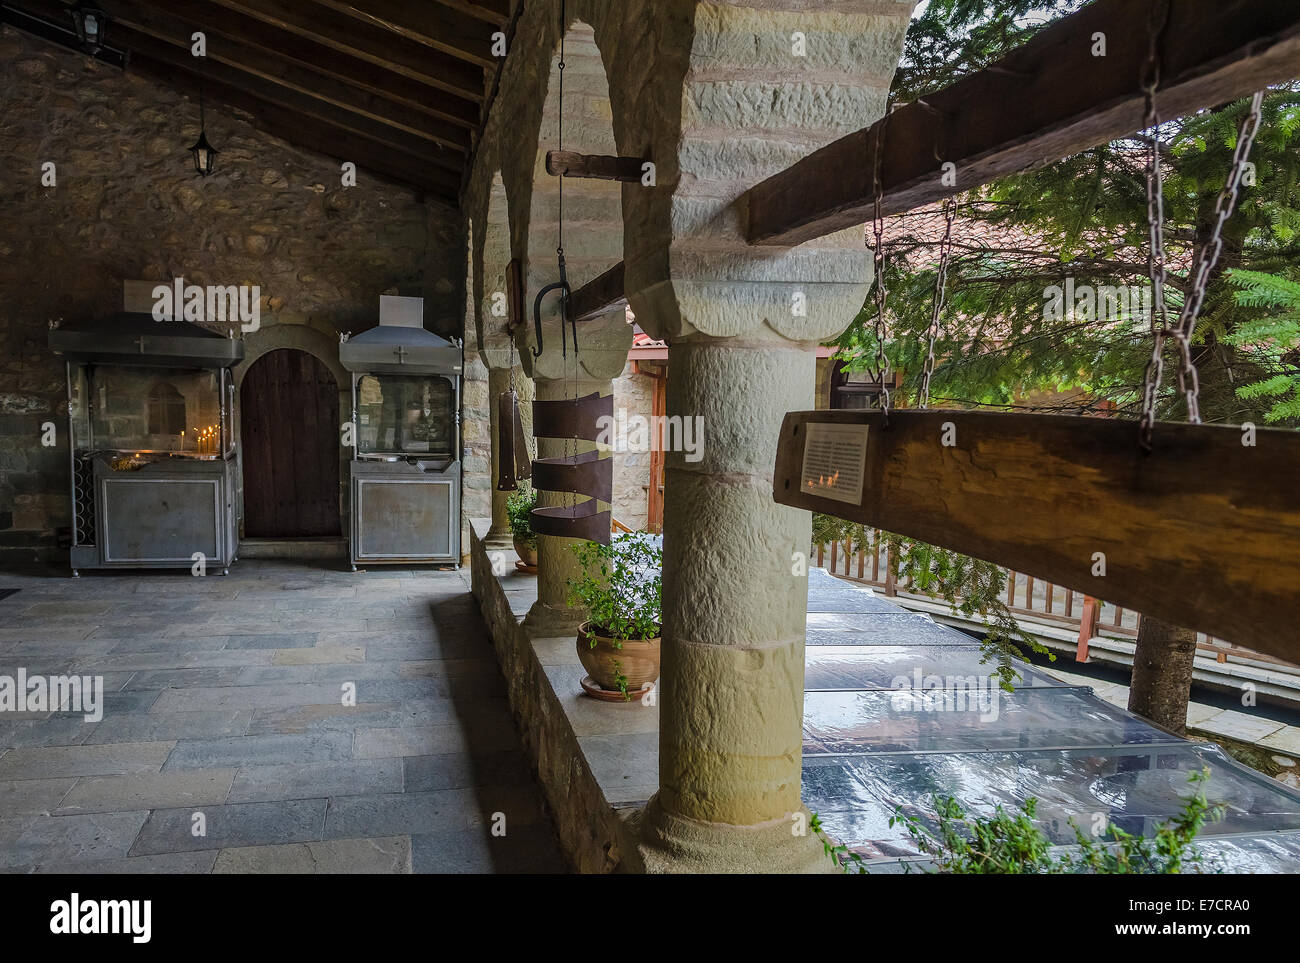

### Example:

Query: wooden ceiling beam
xmin=308 ymin=0 xmax=497 ymax=69
xmin=28 ymin=0 xmax=473 ymax=154
xmin=431 ymin=0 xmax=510 ymax=29
xmin=205 ymin=0 xmax=486 ymax=103
xmin=745 ymin=0 xmax=1300 ymax=246
xmin=129 ymin=52 xmax=459 ymax=204
xmin=97 ymin=24 xmax=466 ymax=174
xmin=123 ymin=0 xmax=479 ymax=129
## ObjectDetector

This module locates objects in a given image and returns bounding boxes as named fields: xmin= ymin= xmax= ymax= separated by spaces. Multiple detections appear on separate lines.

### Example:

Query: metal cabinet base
xmin=70 ymin=454 xmax=237 ymax=573
xmin=350 ymin=459 xmax=461 ymax=567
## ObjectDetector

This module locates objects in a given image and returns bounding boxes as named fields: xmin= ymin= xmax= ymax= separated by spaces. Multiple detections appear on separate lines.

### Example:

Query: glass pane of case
xmin=356 ymin=374 xmax=454 ymax=456
xmin=83 ymin=365 xmax=224 ymax=455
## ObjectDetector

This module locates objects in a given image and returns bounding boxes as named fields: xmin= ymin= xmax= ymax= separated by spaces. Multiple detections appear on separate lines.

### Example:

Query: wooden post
xmin=1077 ymin=595 xmax=1100 ymax=662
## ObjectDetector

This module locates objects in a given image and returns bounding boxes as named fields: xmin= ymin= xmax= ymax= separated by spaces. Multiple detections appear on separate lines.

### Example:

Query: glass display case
xmin=340 ymin=296 xmax=462 ymax=569
xmin=356 ymin=373 xmax=455 ymax=463
xmin=51 ymin=309 xmax=243 ymax=574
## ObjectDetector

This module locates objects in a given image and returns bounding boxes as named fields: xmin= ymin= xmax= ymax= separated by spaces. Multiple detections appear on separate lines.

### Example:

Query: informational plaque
xmin=799 ymin=422 xmax=868 ymax=505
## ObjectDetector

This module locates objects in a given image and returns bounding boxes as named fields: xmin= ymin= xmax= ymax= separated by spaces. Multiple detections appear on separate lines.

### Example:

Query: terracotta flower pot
xmin=576 ymin=620 xmax=661 ymax=698
xmin=513 ymin=537 xmax=538 ymax=567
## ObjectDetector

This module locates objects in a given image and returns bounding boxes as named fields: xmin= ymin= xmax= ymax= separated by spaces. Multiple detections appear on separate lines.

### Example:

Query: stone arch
xmin=476 ymin=171 xmax=514 ymax=363
xmin=519 ymin=18 xmax=626 ymax=373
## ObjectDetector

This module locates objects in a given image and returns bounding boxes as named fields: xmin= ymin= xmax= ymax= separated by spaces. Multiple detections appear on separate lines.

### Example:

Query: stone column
xmin=484 ymin=364 xmax=514 ymax=549
xmin=635 ymin=332 xmax=831 ymax=873
xmin=519 ymin=306 xmax=633 ymax=638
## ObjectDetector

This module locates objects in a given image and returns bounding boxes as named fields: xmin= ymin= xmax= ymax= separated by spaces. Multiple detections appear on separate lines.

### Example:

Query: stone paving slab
xmin=130 ymin=799 xmax=329 ymax=855
xmin=0 ymin=562 xmax=565 ymax=873
xmin=0 ymin=742 xmax=175 ymax=779
xmin=26 ymin=852 xmax=220 ymax=874
xmin=0 ymin=777 xmax=76 ymax=815
xmin=403 ymin=750 xmax=535 ymax=793
xmin=411 ymin=824 xmax=563 ymax=874
xmin=55 ymin=770 xmax=236 ymax=815
xmin=212 ymin=836 xmax=412 ymax=874
xmin=162 ymin=732 xmax=355 ymax=770
xmin=227 ymin=759 xmax=404 ymax=803
xmin=1 ymin=810 xmax=150 ymax=867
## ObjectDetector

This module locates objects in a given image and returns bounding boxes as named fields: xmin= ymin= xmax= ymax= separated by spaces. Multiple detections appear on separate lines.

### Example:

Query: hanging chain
xmin=1137 ymin=3 xmax=1264 ymax=447
xmin=919 ymin=195 xmax=956 ymax=410
xmin=555 ymin=1 xmax=576 ymax=509
xmin=869 ymin=123 xmax=890 ymax=422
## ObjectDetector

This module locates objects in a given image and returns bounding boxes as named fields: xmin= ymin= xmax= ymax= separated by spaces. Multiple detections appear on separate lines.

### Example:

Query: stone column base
xmin=522 ymin=599 xmax=585 ymax=638
xmin=630 ymin=795 xmax=840 ymax=874
xmin=483 ymin=527 xmax=514 ymax=550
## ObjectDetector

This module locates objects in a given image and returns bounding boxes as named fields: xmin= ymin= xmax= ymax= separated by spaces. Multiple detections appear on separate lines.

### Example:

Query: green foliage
xmin=567 ymin=534 xmax=662 ymax=646
xmin=505 ymin=483 xmax=537 ymax=547
xmin=812 ymin=514 xmax=1050 ymax=690
xmin=817 ymin=769 xmax=1224 ymax=874
xmin=1224 ymin=269 xmax=1300 ymax=423
xmin=846 ymin=0 xmax=1300 ymax=428
xmin=893 ymin=0 xmax=1087 ymax=105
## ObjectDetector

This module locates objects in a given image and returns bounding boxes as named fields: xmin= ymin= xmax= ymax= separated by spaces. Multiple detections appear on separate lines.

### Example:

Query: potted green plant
xmin=567 ymin=533 xmax=662 ymax=701
xmin=507 ymin=483 xmax=538 ymax=569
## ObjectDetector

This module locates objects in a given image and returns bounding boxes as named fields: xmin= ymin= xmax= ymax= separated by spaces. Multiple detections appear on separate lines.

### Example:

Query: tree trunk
xmin=1127 ymin=616 xmax=1198 ymax=734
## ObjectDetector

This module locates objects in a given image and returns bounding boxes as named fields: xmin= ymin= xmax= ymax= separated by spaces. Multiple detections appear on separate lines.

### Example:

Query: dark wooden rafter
xmin=124 ymin=0 xmax=479 ymax=129
xmin=745 ymin=0 xmax=1300 ymax=246
xmin=205 ymin=0 xmax=486 ymax=103
xmin=129 ymin=53 xmax=460 ymax=204
xmin=105 ymin=25 xmax=465 ymax=162
xmin=569 ymin=262 xmax=626 ymax=322
xmin=308 ymin=0 xmax=499 ymax=69
xmin=772 ymin=410 xmax=1300 ymax=660
xmin=546 ymin=150 xmax=645 ymax=182
xmin=31 ymin=0 xmax=472 ymax=154
xmin=433 ymin=0 xmax=510 ymax=28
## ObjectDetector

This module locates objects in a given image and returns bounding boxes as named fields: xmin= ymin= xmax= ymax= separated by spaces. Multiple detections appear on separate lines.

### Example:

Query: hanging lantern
xmin=188 ymin=77 xmax=218 ymax=177
xmin=68 ymin=4 xmax=108 ymax=54
xmin=188 ymin=128 xmax=218 ymax=177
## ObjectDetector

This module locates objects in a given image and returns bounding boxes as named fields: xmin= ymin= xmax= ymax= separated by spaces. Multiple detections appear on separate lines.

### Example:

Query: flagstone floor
xmin=0 ymin=560 xmax=565 ymax=873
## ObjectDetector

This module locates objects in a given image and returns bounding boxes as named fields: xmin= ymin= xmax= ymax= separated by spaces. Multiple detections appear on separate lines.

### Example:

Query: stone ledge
xmin=468 ymin=518 xmax=659 ymax=872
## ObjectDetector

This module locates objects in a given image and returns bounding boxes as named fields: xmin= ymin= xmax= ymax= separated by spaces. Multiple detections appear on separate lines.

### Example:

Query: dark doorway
xmin=240 ymin=349 xmax=341 ymax=538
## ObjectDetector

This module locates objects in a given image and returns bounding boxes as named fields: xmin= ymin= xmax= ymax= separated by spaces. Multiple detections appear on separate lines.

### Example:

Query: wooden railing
xmin=814 ymin=531 xmax=1299 ymax=671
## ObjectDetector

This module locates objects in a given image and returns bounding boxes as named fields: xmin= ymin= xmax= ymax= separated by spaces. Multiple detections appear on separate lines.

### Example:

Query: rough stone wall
xmin=610 ymin=361 xmax=653 ymax=531
xmin=469 ymin=521 xmax=629 ymax=873
xmin=0 ymin=25 xmax=461 ymax=561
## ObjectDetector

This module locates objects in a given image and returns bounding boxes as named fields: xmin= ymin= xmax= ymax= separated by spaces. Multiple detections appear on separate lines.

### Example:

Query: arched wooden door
xmin=240 ymin=349 xmax=341 ymax=538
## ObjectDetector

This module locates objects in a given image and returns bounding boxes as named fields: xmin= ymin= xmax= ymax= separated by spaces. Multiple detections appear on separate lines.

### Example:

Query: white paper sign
xmin=799 ymin=422 xmax=868 ymax=505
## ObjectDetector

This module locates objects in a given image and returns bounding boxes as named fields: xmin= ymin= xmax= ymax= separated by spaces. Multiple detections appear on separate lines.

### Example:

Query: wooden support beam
xmin=123 ymin=0 xmax=479 ymax=129
xmin=1076 ymin=596 xmax=1100 ymax=663
xmin=545 ymin=150 xmax=644 ymax=182
xmin=129 ymin=53 xmax=459 ymax=203
xmin=569 ymin=261 xmax=626 ymax=322
xmin=745 ymin=0 xmax=1300 ymax=246
xmin=104 ymin=25 xmax=466 ymax=168
xmin=432 ymin=0 xmax=510 ymax=28
xmin=772 ymin=410 xmax=1300 ymax=661
xmin=308 ymin=0 xmax=498 ymax=68
xmin=49 ymin=2 xmax=472 ymax=154
xmin=207 ymin=0 xmax=486 ymax=103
